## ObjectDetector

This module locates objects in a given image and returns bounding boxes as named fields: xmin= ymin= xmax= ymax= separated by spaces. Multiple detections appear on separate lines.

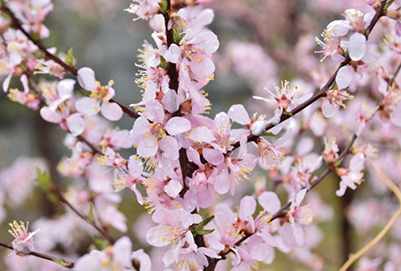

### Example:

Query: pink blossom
xmin=8 ymin=220 xmax=39 ymax=253
xmin=336 ymin=153 xmax=365 ymax=196
xmin=254 ymin=81 xmax=312 ymax=115
xmin=76 ymin=67 xmax=123 ymax=121
xmin=74 ymin=236 xmax=132 ymax=271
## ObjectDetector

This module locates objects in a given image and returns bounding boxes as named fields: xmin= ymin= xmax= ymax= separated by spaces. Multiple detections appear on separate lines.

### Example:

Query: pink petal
xmin=239 ymin=196 xmax=256 ymax=222
xmin=3 ymin=73 xmax=12 ymax=92
xmin=76 ymin=97 xmax=100 ymax=116
xmin=131 ymin=250 xmax=152 ymax=271
xmin=163 ymin=43 xmax=181 ymax=63
xmin=66 ymin=113 xmax=85 ymax=136
xmin=214 ymin=171 xmax=230 ymax=194
xmin=159 ymin=137 xmax=179 ymax=160
xmin=162 ymin=89 xmax=180 ymax=113
xmin=146 ymin=225 xmax=170 ymax=247
xmin=190 ymin=126 xmax=215 ymax=143
xmin=321 ymin=98 xmax=337 ymax=118
xmin=112 ymin=236 xmax=132 ymax=267
xmin=20 ymin=74 xmax=29 ymax=93
xmin=258 ymin=191 xmax=281 ymax=214
xmin=203 ymin=148 xmax=224 ymax=165
xmin=145 ymin=100 xmax=164 ymax=123
xmin=137 ymin=137 xmax=158 ymax=157
xmin=132 ymin=117 xmax=149 ymax=136
xmin=164 ymin=179 xmax=182 ymax=198
xmin=110 ymin=130 xmax=134 ymax=149
xmin=77 ymin=67 xmax=98 ymax=91
xmin=165 ymin=117 xmax=191 ymax=135
xmin=101 ymin=102 xmax=123 ymax=121
xmin=40 ymin=107 xmax=62 ymax=123
xmin=349 ymin=33 xmax=367 ymax=61
xmin=57 ymin=79 xmax=75 ymax=99
xmin=336 ymin=65 xmax=354 ymax=89
xmin=228 ymin=104 xmax=250 ymax=125
xmin=128 ymin=155 xmax=143 ymax=177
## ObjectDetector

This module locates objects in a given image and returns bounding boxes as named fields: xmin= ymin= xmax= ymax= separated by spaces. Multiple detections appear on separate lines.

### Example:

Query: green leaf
xmin=196 ymin=229 xmax=214 ymax=235
xmin=384 ymin=0 xmax=395 ymax=11
xmin=261 ymin=132 xmax=276 ymax=137
xmin=87 ymin=204 xmax=94 ymax=221
xmin=159 ymin=56 xmax=168 ymax=69
xmin=93 ymin=236 xmax=109 ymax=250
xmin=47 ymin=193 xmax=58 ymax=203
xmin=159 ymin=0 xmax=168 ymax=13
xmin=31 ymin=32 xmax=40 ymax=41
xmin=52 ymin=258 xmax=66 ymax=267
xmin=80 ymin=89 xmax=92 ymax=96
xmin=191 ymin=215 xmax=215 ymax=236
xmin=65 ymin=48 xmax=74 ymax=66
xmin=334 ymin=158 xmax=341 ymax=167
xmin=173 ymin=29 xmax=185 ymax=44
xmin=200 ymin=215 xmax=215 ymax=227
xmin=35 ymin=168 xmax=51 ymax=191
xmin=283 ymin=111 xmax=293 ymax=116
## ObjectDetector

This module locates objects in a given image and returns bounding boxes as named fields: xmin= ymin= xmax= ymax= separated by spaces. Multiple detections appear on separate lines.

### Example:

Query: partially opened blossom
xmin=253 ymin=81 xmax=312 ymax=117
xmin=322 ymin=88 xmax=354 ymax=118
xmin=335 ymin=153 xmax=365 ymax=196
xmin=8 ymin=221 xmax=39 ymax=253
xmin=6 ymin=74 xmax=40 ymax=110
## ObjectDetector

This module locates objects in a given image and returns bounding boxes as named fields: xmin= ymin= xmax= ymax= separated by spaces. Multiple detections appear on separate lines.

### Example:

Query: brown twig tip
xmin=0 ymin=241 xmax=75 ymax=268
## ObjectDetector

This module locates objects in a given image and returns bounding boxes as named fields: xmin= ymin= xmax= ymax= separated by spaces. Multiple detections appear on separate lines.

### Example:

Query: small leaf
xmin=52 ymin=258 xmax=66 ymax=267
xmin=159 ymin=0 xmax=168 ymax=13
xmin=47 ymin=193 xmax=59 ymax=204
xmin=334 ymin=159 xmax=341 ymax=167
xmin=159 ymin=56 xmax=168 ymax=69
xmin=35 ymin=168 xmax=51 ymax=191
xmin=65 ymin=48 xmax=74 ymax=66
xmin=283 ymin=111 xmax=293 ymax=116
xmin=31 ymin=32 xmax=40 ymax=41
xmin=384 ymin=0 xmax=395 ymax=11
xmin=200 ymin=215 xmax=215 ymax=227
xmin=191 ymin=216 xmax=215 ymax=236
xmin=261 ymin=132 xmax=276 ymax=137
xmin=173 ymin=29 xmax=185 ymax=44
xmin=87 ymin=204 xmax=94 ymax=221
xmin=196 ymin=229 xmax=214 ymax=235
xmin=93 ymin=236 xmax=109 ymax=250
xmin=80 ymin=89 xmax=92 ymax=96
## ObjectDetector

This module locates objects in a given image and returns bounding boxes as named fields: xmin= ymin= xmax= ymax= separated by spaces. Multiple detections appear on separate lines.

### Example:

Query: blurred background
xmin=0 ymin=0 xmax=388 ymax=270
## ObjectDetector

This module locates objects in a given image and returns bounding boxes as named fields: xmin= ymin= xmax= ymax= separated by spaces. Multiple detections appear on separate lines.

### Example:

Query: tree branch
xmin=0 ymin=240 xmax=74 ymax=268
xmin=0 ymin=4 xmax=139 ymax=119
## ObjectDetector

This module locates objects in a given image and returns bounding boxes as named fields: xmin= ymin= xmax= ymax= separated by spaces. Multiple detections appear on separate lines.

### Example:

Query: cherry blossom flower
xmin=8 ymin=220 xmax=39 ymax=253
xmin=335 ymin=153 xmax=365 ymax=196
xmin=76 ymin=67 xmax=123 ymax=121
xmin=74 ymin=236 xmax=133 ymax=271
xmin=322 ymin=88 xmax=354 ymax=118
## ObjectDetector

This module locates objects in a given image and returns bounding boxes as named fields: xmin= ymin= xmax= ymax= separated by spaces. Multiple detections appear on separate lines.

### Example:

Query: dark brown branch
xmin=0 ymin=240 xmax=74 ymax=268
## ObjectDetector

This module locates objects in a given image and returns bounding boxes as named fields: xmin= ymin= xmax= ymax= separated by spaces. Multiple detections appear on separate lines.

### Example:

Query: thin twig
xmin=0 ymin=240 xmax=74 ymax=268
xmin=231 ymin=0 xmax=387 ymax=150
xmin=339 ymin=162 xmax=401 ymax=270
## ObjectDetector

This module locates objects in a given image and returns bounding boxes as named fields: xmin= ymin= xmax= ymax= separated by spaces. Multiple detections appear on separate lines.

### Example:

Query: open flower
xmin=76 ymin=67 xmax=123 ymax=121
xmin=335 ymin=153 xmax=365 ymax=197
xmin=8 ymin=220 xmax=39 ymax=253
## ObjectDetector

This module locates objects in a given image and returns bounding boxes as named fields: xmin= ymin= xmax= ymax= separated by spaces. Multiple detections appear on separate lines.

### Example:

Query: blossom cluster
xmin=1 ymin=0 xmax=401 ymax=270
